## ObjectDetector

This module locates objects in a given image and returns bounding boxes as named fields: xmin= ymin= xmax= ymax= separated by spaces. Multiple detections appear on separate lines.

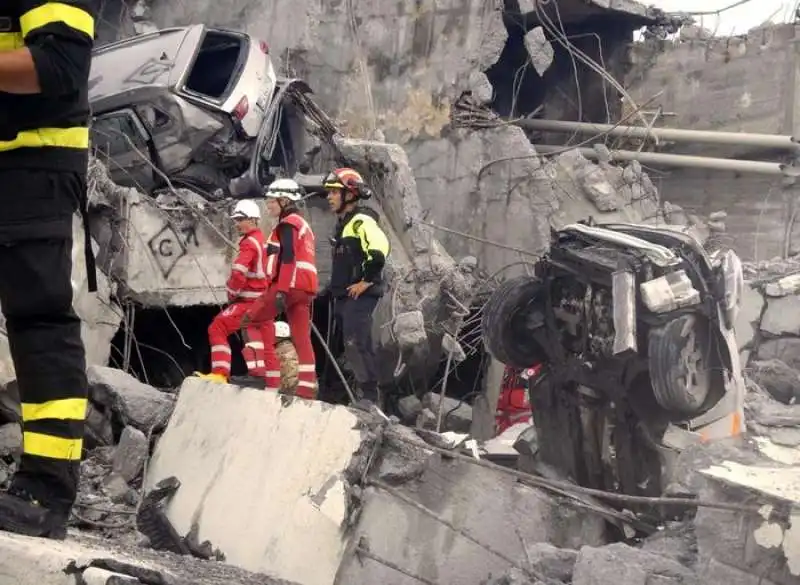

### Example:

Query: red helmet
xmin=323 ymin=167 xmax=364 ymax=194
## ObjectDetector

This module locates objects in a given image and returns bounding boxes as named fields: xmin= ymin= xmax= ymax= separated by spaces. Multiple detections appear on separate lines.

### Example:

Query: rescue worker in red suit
xmin=244 ymin=179 xmax=319 ymax=398
xmin=195 ymin=200 xmax=268 ymax=382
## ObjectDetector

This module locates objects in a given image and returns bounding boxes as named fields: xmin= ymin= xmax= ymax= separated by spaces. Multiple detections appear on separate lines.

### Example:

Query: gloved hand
xmin=275 ymin=291 xmax=287 ymax=313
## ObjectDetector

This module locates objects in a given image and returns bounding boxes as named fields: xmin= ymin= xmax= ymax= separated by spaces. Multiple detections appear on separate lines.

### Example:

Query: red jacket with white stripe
xmin=265 ymin=210 xmax=319 ymax=294
xmin=226 ymin=228 xmax=268 ymax=302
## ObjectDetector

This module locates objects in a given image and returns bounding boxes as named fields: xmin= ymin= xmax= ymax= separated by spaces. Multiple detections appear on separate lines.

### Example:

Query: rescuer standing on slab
xmin=324 ymin=168 xmax=390 ymax=409
xmin=196 ymin=200 xmax=268 ymax=382
xmin=245 ymin=179 xmax=319 ymax=398
xmin=0 ymin=0 xmax=97 ymax=539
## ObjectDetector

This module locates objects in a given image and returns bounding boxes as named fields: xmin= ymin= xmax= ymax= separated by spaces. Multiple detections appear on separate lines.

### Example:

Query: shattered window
xmin=91 ymin=113 xmax=148 ymax=157
xmin=135 ymin=105 xmax=171 ymax=131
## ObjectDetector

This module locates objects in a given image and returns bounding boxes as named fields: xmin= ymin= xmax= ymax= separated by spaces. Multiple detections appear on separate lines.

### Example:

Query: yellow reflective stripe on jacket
xmin=0 ymin=32 xmax=23 ymax=51
xmin=21 ymin=2 xmax=95 ymax=38
xmin=23 ymin=431 xmax=83 ymax=460
xmin=0 ymin=127 xmax=89 ymax=151
xmin=21 ymin=398 xmax=87 ymax=421
xmin=343 ymin=213 xmax=390 ymax=257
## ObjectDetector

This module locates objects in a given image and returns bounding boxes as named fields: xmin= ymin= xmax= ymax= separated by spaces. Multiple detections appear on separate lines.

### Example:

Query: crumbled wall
xmin=626 ymin=24 xmax=800 ymax=261
xmin=736 ymin=265 xmax=800 ymax=422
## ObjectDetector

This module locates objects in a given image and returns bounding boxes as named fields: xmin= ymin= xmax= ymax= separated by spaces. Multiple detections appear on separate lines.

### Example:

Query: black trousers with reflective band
xmin=0 ymin=168 xmax=88 ymax=511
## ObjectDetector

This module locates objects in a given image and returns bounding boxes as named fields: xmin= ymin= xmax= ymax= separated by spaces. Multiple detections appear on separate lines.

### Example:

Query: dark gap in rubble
xmin=429 ymin=299 xmax=488 ymax=404
xmin=108 ymin=305 xmax=239 ymax=389
xmin=486 ymin=6 xmax=544 ymax=119
xmin=487 ymin=3 xmax=631 ymax=128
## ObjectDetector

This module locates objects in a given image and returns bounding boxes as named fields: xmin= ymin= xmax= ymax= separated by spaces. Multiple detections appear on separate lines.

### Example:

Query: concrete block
xmin=735 ymin=284 xmax=764 ymax=349
xmin=765 ymin=273 xmax=800 ymax=297
xmin=335 ymin=431 xmax=607 ymax=585
xmin=701 ymin=558 xmax=780 ymax=585
xmin=145 ymin=378 xmax=374 ymax=585
xmin=88 ymin=366 xmax=174 ymax=432
xmin=112 ymin=426 xmax=148 ymax=482
xmin=761 ymin=296 xmax=800 ymax=336
xmin=757 ymin=338 xmax=800 ymax=370
xmin=571 ymin=542 xmax=697 ymax=585
xmin=696 ymin=461 xmax=800 ymax=585
xmin=0 ymin=531 xmax=204 ymax=585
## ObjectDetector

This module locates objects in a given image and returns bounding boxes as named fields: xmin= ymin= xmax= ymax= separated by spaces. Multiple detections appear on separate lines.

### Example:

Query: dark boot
xmin=0 ymin=487 xmax=69 ymax=540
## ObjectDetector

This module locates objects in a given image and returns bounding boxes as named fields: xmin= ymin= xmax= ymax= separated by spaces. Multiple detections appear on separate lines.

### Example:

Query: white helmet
xmin=230 ymin=199 xmax=261 ymax=220
xmin=265 ymin=178 xmax=304 ymax=202
xmin=275 ymin=320 xmax=290 ymax=339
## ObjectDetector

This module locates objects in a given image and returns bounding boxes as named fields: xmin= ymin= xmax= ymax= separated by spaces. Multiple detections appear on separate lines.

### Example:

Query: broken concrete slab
xmin=765 ymin=273 xmax=800 ymax=297
xmin=523 ymin=542 xmax=578 ymax=582
xmin=756 ymin=338 xmax=800 ymax=370
xmin=422 ymin=392 xmax=473 ymax=433
xmin=748 ymin=359 xmax=800 ymax=405
xmin=335 ymin=427 xmax=607 ymax=585
xmin=88 ymin=366 xmax=174 ymax=432
xmin=0 ymin=422 xmax=21 ymax=457
xmin=735 ymin=284 xmax=764 ymax=349
xmin=696 ymin=461 xmax=800 ymax=584
xmin=571 ymin=542 xmax=697 ymax=585
xmin=760 ymin=295 xmax=800 ymax=337
xmin=145 ymin=378 xmax=374 ymax=585
xmin=112 ymin=426 xmax=148 ymax=483
xmin=0 ymin=529 xmax=291 ymax=585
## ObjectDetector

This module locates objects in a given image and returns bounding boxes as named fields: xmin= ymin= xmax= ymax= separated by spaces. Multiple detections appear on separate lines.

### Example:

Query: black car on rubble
xmin=88 ymin=25 xmax=332 ymax=198
xmin=481 ymin=221 xmax=746 ymax=498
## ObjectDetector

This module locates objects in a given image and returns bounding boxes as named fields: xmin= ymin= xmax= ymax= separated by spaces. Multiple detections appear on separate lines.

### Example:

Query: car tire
xmin=482 ymin=275 xmax=547 ymax=369
xmin=171 ymin=164 xmax=228 ymax=200
xmin=648 ymin=314 xmax=713 ymax=416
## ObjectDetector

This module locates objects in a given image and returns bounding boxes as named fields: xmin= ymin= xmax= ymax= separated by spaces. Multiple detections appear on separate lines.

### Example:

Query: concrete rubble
xmin=0 ymin=2 xmax=795 ymax=585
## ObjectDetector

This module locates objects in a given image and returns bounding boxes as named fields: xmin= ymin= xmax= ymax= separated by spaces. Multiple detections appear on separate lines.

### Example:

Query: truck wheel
xmin=648 ymin=314 xmax=713 ymax=416
xmin=171 ymin=164 xmax=227 ymax=200
xmin=482 ymin=275 xmax=547 ymax=369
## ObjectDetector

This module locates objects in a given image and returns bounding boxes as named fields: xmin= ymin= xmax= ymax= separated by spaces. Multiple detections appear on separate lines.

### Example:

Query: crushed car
xmin=482 ymin=221 xmax=746 ymax=499
xmin=89 ymin=24 xmax=337 ymax=199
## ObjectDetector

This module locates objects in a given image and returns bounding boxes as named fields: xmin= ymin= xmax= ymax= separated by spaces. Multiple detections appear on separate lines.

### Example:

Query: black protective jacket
xmin=329 ymin=206 xmax=390 ymax=298
xmin=0 ymin=0 xmax=94 ymax=172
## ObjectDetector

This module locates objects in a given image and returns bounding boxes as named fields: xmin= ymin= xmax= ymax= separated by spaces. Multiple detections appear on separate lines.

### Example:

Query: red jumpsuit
xmin=495 ymin=365 xmax=539 ymax=435
xmin=247 ymin=210 xmax=319 ymax=397
xmin=208 ymin=228 xmax=267 ymax=377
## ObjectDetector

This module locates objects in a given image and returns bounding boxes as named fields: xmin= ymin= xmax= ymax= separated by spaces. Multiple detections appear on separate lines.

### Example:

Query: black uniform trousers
xmin=334 ymin=295 xmax=380 ymax=394
xmin=0 ymin=168 xmax=88 ymax=512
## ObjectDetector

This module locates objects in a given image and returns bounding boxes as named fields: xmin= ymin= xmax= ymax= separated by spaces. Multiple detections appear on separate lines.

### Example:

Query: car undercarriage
xmin=482 ymin=221 xmax=746 ymax=499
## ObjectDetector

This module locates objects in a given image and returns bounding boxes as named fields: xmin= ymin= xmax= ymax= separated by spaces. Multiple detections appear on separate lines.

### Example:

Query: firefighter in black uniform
xmin=0 ymin=1 xmax=96 ymax=539
xmin=323 ymin=168 xmax=390 ymax=408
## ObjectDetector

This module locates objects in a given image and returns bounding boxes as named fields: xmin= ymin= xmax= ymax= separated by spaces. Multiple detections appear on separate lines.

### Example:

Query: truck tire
xmin=648 ymin=314 xmax=712 ymax=416
xmin=170 ymin=164 xmax=227 ymax=200
xmin=482 ymin=275 xmax=547 ymax=369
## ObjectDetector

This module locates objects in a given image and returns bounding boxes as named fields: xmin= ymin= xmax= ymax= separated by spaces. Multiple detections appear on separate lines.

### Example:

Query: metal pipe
xmin=532 ymin=144 xmax=786 ymax=175
xmin=520 ymin=118 xmax=798 ymax=150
